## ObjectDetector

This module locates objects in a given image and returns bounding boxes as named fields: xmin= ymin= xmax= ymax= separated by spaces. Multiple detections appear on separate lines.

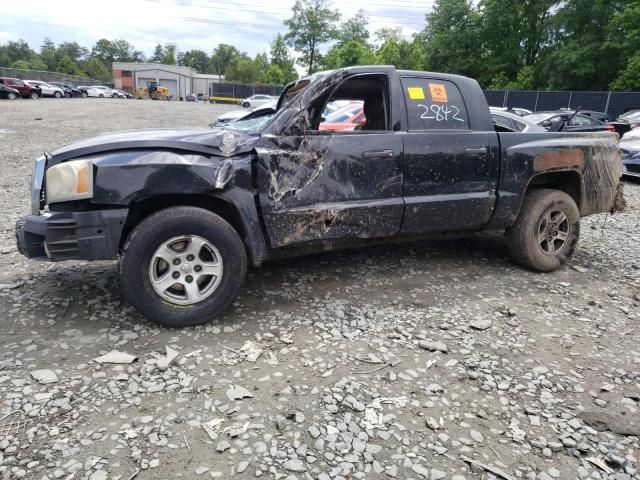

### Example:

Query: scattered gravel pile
xmin=0 ymin=99 xmax=638 ymax=479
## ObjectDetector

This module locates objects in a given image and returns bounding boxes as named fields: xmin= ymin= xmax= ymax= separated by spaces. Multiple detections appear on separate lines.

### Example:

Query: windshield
xmin=222 ymin=114 xmax=275 ymax=135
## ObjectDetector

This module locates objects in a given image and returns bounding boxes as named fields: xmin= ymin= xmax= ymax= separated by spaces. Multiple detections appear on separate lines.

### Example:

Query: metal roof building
xmin=112 ymin=62 xmax=223 ymax=100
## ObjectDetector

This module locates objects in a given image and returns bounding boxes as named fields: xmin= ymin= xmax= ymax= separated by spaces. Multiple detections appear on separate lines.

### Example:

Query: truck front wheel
xmin=507 ymin=189 xmax=580 ymax=272
xmin=119 ymin=207 xmax=247 ymax=327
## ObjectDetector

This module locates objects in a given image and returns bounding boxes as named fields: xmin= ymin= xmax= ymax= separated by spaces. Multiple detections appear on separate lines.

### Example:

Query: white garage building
xmin=112 ymin=62 xmax=223 ymax=100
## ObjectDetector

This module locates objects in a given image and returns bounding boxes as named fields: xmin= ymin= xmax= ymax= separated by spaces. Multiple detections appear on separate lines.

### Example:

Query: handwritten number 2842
xmin=418 ymin=104 xmax=465 ymax=123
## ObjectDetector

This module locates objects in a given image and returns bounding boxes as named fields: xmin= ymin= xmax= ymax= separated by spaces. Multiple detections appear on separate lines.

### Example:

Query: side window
xmin=401 ymin=77 xmax=469 ymax=130
xmin=513 ymin=120 xmax=527 ymax=132
xmin=570 ymin=115 xmax=592 ymax=126
xmin=311 ymin=74 xmax=389 ymax=133
xmin=492 ymin=114 xmax=516 ymax=130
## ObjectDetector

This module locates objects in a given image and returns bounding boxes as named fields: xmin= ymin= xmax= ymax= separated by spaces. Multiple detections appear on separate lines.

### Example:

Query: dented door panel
xmin=256 ymin=132 xmax=404 ymax=248
xmin=401 ymin=131 xmax=500 ymax=232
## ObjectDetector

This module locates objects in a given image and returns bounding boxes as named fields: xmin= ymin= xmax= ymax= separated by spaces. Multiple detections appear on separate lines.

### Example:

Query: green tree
xmin=338 ymin=10 xmax=369 ymax=45
xmin=40 ymin=38 xmax=57 ymax=70
xmin=324 ymin=40 xmax=376 ymax=69
xmin=162 ymin=44 xmax=177 ymax=65
xmin=11 ymin=60 xmax=32 ymax=69
xmin=83 ymin=58 xmax=111 ymax=81
xmin=1 ymin=40 xmax=35 ymax=65
xmin=56 ymin=41 xmax=89 ymax=63
xmin=284 ymin=0 xmax=341 ymax=74
xmin=612 ymin=53 xmax=640 ymax=90
xmin=57 ymin=55 xmax=84 ymax=75
xmin=151 ymin=44 xmax=164 ymax=63
xmin=181 ymin=49 xmax=209 ymax=72
xmin=420 ymin=0 xmax=484 ymax=81
xmin=537 ymin=0 xmax=624 ymax=90
xmin=270 ymin=34 xmax=297 ymax=83
xmin=376 ymin=36 xmax=425 ymax=70
xmin=608 ymin=0 xmax=640 ymax=89
xmin=91 ymin=38 xmax=143 ymax=63
xmin=211 ymin=44 xmax=241 ymax=75
xmin=225 ymin=56 xmax=259 ymax=83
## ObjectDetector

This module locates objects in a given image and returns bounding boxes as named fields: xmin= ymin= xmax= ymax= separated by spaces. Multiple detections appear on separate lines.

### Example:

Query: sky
xmin=0 ymin=0 xmax=435 ymax=58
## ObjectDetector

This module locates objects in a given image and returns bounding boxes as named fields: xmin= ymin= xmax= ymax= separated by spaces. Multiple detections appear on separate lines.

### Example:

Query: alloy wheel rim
xmin=537 ymin=209 xmax=570 ymax=255
xmin=149 ymin=235 xmax=223 ymax=306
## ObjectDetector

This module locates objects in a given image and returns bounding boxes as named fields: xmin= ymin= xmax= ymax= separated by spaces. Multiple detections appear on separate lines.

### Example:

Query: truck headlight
xmin=45 ymin=159 xmax=93 ymax=204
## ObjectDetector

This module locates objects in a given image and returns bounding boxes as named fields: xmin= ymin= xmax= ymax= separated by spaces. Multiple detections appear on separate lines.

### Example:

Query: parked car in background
xmin=88 ymin=85 xmax=119 ymax=98
xmin=623 ymin=127 xmax=640 ymax=141
xmin=112 ymin=89 xmax=132 ymax=99
xmin=490 ymin=108 xmax=546 ymax=133
xmin=0 ymin=84 xmax=20 ymax=100
xmin=620 ymin=138 xmax=640 ymax=179
xmin=492 ymin=107 xmax=533 ymax=117
xmin=618 ymin=110 xmax=640 ymax=129
xmin=78 ymin=86 xmax=107 ymax=98
xmin=0 ymin=77 xmax=40 ymax=99
xmin=185 ymin=93 xmax=196 ymax=102
xmin=319 ymin=102 xmax=365 ymax=132
xmin=241 ymin=94 xmax=277 ymax=108
xmin=526 ymin=111 xmax=631 ymax=137
xmin=49 ymin=82 xmax=82 ymax=98
xmin=211 ymin=100 xmax=278 ymax=127
xmin=25 ymin=80 xmax=65 ymax=98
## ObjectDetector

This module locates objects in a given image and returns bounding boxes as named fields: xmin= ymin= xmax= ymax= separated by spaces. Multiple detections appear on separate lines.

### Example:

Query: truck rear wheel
xmin=507 ymin=189 xmax=580 ymax=272
xmin=119 ymin=207 xmax=247 ymax=327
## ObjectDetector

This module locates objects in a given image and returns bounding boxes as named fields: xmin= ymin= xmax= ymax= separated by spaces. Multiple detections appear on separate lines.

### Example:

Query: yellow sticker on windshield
xmin=429 ymin=83 xmax=448 ymax=103
xmin=407 ymin=87 xmax=425 ymax=100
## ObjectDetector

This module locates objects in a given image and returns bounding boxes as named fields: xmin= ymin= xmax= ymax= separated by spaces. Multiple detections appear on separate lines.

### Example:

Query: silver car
xmin=490 ymin=108 xmax=546 ymax=133
xmin=240 ymin=94 xmax=277 ymax=108
xmin=24 ymin=80 xmax=64 ymax=98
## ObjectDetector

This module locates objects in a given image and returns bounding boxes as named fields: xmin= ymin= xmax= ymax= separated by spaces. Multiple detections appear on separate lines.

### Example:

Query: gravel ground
xmin=0 ymin=99 xmax=639 ymax=480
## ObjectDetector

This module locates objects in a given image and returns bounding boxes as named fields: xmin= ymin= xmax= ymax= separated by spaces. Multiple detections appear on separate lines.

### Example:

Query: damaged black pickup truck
xmin=16 ymin=66 xmax=624 ymax=327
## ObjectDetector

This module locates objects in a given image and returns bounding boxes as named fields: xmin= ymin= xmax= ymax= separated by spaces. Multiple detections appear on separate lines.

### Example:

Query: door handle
xmin=363 ymin=149 xmax=395 ymax=159
xmin=464 ymin=146 xmax=488 ymax=155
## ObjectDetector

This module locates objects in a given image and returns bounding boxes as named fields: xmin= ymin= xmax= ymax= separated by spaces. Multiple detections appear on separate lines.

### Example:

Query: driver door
xmin=254 ymin=73 xmax=404 ymax=248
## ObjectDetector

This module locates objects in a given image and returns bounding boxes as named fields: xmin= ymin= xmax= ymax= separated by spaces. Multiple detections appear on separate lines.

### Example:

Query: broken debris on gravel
xmin=0 ymin=100 xmax=639 ymax=479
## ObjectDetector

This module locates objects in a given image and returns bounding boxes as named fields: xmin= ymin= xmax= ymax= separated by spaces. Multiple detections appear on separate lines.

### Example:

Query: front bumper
xmin=16 ymin=209 xmax=128 ymax=261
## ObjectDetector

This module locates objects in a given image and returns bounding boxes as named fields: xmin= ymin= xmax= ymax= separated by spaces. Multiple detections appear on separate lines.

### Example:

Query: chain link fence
xmin=209 ymin=82 xmax=285 ymax=103
xmin=484 ymin=89 xmax=640 ymax=118
xmin=0 ymin=67 xmax=103 ymax=86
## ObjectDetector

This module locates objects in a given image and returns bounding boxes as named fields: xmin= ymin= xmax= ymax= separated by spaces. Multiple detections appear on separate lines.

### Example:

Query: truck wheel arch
xmin=120 ymin=194 xmax=268 ymax=267
xmin=524 ymin=170 xmax=584 ymax=214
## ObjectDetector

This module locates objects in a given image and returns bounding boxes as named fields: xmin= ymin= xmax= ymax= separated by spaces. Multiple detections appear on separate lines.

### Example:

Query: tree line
xmin=1 ymin=0 xmax=638 ymax=90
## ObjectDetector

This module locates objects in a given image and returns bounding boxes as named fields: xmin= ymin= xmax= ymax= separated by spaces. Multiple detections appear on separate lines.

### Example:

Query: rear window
xmin=492 ymin=114 xmax=516 ymax=130
xmin=401 ymin=77 xmax=469 ymax=130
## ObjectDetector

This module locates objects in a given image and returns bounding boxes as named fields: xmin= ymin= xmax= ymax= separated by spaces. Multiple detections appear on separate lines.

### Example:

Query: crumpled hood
xmin=48 ymin=128 xmax=256 ymax=164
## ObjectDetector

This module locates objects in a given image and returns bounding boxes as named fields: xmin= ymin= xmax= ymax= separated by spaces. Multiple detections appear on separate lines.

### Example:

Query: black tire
xmin=81 ymin=91 xmax=88 ymax=98
xmin=54 ymin=91 xmax=62 ymax=98
xmin=30 ymin=91 xmax=39 ymax=99
xmin=99 ymin=94 xmax=105 ymax=98
xmin=119 ymin=207 xmax=247 ymax=327
xmin=507 ymin=189 xmax=580 ymax=272
xmin=7 ymin=92 xmax=17 ymax=100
